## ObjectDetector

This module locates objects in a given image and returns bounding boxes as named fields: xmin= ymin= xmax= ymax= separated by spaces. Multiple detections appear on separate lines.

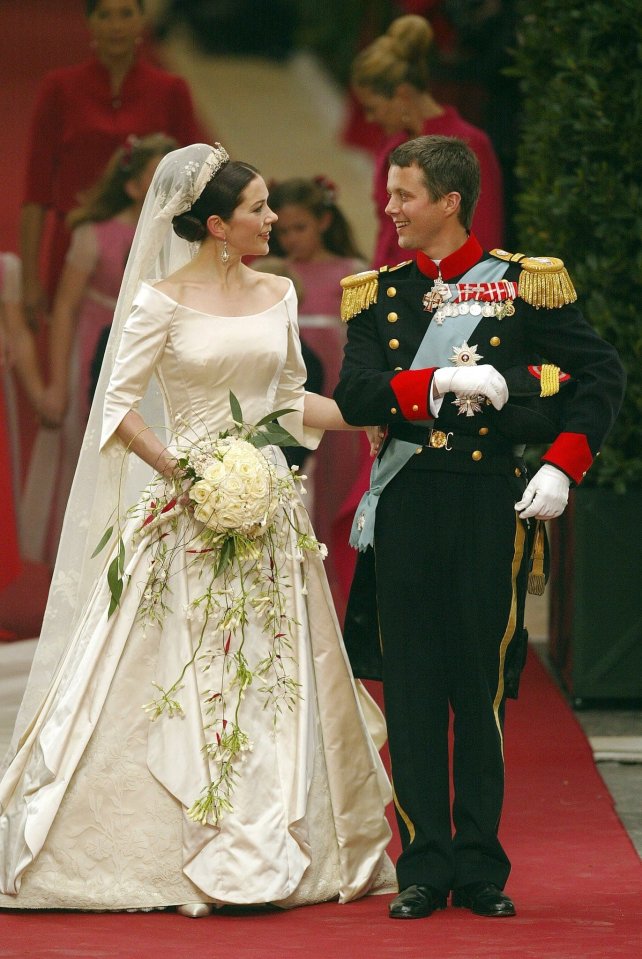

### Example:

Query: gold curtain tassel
xmin=539 ymin=364 xmax=561 ymax=397
xmin=518 ymin=256 xmax=577 ymax=309
xmin=528 ymin=520 xmax=547 ymax=596
xmin=340 ymin=271 xmax=379 ymax=322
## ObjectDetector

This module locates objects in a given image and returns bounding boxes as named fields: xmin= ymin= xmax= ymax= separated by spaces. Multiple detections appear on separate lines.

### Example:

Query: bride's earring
xmin=221 ymin=239 xmax=230 ymax=265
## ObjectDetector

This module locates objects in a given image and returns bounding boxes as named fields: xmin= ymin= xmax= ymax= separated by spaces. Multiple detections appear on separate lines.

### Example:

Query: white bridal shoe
xmin=177 ymin=902 xmax=215 ymax=918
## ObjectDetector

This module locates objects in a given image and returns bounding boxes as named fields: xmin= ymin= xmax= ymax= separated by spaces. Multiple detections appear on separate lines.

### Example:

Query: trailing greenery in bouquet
xmin=94 ymin=394 xmax=328 ymax=825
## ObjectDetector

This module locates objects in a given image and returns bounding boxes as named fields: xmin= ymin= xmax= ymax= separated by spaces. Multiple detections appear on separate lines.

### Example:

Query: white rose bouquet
xmin=188 ymin=437 xmax=278 ymax=537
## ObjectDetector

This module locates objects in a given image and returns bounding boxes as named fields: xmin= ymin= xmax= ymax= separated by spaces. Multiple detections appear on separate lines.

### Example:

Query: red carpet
xmin=2 ymin=649 xmax=641 ymax=959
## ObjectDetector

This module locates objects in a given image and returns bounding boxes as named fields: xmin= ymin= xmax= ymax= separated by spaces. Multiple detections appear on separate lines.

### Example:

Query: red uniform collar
xmin=416 ymin=234 xmax=483 ymax=281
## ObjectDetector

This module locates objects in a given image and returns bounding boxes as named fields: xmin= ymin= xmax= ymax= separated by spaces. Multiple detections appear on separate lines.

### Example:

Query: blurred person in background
xmin=20 ymin=0 xmax=206 ymax=329
xmin=351 ymin=13 xmax=503 ymax=268
xmin=21 ymin=134 xmax=176 ymax=566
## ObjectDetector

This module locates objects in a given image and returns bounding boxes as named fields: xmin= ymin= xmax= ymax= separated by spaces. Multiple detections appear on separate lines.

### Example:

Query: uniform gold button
xmin=490 ymin=336 xmax=501 ymax=347
xmin=472 ymin=450 xmax=483 ymax=462
xmin=394 ymin=366 xmax=403 ymax=371
xmin=412 ymin=404 xmax=419 ymax=412
xmin=515 ymin=467 xmax=522 ymax=477
xmin=415 ymin=447 xmax=423 ymax=455
xmin=389 ymin=338 xmax=400 ymax=350
xmin=390 ymin=407 xmax=397 ymax=414
xmin=387 ymin=287 xmax=396 ymax=298
xmin=479 ymin=426 xmax=489 ymax=436
xmin=387 ymin=311 xmax=398 ymax=323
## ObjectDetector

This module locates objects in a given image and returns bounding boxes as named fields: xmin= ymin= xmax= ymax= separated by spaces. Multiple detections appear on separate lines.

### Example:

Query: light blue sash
xmin=350 ymin=257 xmax=510 ymax=550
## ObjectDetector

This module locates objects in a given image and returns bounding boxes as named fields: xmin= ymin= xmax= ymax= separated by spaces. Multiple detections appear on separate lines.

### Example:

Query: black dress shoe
xmin=452 ymin=881 xmax=516 ymax=917
xmin=389 ymin=884 xmax=447 ymax=919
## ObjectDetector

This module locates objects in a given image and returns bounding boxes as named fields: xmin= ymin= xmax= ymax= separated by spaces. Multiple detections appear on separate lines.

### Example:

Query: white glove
xmin=432 ymin=365 xmax=509 ymax=411
xmin=514 ymin=464 xmax=571 ymax=520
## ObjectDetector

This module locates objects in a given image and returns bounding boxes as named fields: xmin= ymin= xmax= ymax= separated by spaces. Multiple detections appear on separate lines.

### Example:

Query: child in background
xmin=269 ymin=177 xmax=367 ymax=619
xmin=24 ymin=134 xmax=177 ymax=565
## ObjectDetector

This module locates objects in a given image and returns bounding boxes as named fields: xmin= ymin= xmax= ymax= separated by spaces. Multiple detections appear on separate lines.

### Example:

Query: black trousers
xmin=374 ymin=459 xmax=529 ymax=894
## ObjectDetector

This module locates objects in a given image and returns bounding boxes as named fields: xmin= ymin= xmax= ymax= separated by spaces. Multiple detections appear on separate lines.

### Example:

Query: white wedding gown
xmin=0 ymin=281 xmax=394 ymax=910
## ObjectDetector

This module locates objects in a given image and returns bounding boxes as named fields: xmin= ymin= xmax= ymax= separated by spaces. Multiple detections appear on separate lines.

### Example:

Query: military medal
xmin=450 ymin=341 xmax=485 ymax=416
xmin=450 ymin=342 xmax=483 ymax=366
xmin=423 ymin=272 xmax=452 ymax=314
xmin=453 ymin=396 xmax=483 ymax=417
xmin=495 ymin=298 xmax=515 ymax=320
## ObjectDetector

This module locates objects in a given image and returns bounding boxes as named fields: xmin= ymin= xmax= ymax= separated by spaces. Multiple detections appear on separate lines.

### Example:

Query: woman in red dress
xmin=351 ymin=13 xmax=504 ymax=268
xmin=20 ymin=0 xmax=207 ymax=325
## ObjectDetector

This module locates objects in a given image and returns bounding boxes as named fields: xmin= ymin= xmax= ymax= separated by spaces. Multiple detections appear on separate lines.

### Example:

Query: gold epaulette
xmin=491 ymin=248 xmax=577 ymax=309
xmin=340 ymin=270 xmax=379 ymax=322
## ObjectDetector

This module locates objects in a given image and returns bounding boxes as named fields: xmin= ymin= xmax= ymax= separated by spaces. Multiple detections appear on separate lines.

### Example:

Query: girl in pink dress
xmin=24 ymin=134 xmax=177 ymax=565
xmin=269 ymin=177 xmax=367 ymax=620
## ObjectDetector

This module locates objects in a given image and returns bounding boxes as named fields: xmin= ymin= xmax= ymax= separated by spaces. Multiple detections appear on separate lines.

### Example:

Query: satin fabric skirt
xmin=0 ymin=477 xmax=394 ymax=910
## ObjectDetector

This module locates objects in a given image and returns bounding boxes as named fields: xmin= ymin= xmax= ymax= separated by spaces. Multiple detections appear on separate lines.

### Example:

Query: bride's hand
xmin=365 ymin=425 xmax=385 ymax=457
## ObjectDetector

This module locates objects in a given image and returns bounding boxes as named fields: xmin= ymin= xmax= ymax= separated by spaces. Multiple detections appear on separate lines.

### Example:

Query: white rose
xmin=194 ymin=498 xmax=217 ymax=525
xmin=203 ymin=460 xmax=226 ymax=485
xmin=190 ymin=479 xmax=213 ymax=505
xmin=221 ymin=473 xmax=245 ymax=498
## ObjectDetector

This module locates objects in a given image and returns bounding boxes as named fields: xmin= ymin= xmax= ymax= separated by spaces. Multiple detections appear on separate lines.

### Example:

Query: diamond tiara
xmin=206 ymin=142 xmax=230 ymax=181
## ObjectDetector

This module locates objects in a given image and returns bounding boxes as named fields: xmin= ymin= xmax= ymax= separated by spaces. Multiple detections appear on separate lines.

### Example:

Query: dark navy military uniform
xmin=334 ymin=234 xmax=625 ymax=895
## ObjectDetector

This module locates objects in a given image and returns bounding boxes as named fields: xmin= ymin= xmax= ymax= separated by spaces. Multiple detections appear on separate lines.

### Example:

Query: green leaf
xmin=108 ymin=591 xmax=121 ymax=619
xmin=229 ymin=391 xmax=243 ymax=426
xmin=215 ymin=536 xmax=236 ymax=578
xmin=261 ymin=423 xmax=300 ymax=447
xmin=91 ymin=525 xmax=114 ymax=559
xmin=107 ymin=553 xmax=124 ymax=618
xmin=252 ymin=408 xmax=297 ymax=428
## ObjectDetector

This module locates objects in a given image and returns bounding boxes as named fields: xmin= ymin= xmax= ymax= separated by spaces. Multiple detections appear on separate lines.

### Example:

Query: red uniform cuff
xmin=390 ymin=369 xmax=436 ymax=421
xmin=542 ymin=432 xmax=593 ymax=485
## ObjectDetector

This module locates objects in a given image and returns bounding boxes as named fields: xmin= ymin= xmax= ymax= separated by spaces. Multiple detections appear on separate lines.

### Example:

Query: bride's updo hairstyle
xmin=172 ymin=160 xmax=260 ymax=242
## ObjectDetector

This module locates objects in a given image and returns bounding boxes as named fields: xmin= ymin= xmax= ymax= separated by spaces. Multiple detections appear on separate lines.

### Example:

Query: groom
xmin=334 ymin=135 xmax=624 ymax=918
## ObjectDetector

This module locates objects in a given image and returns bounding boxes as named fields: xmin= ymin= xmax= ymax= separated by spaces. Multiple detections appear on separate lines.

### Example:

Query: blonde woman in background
xmin=351 ymin=14 xmax=504 ymax=268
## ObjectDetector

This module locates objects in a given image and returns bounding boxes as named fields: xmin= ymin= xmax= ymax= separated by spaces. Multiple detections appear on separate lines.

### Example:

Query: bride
xmin=0 ymin=143 xmax=394 ymax=915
